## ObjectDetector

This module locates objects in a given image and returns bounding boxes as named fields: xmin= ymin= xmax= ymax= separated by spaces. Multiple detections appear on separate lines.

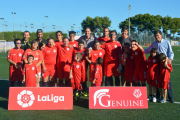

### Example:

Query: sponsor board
xmin=89 ymin=87 xmax=148 ymax=109
xmin=8 ymin=87 xmax=73 ymax=110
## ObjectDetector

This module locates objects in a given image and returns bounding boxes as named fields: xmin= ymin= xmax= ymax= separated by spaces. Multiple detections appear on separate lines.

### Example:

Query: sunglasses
xmin=16 ymin=43 xmax=21 ymax=44
xmin=110 ymin=34 xmax=116 ymax=36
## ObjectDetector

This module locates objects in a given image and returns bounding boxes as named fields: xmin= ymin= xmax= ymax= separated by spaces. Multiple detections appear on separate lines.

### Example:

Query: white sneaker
xmin=153 ymin=97 xmax=157 ymax=102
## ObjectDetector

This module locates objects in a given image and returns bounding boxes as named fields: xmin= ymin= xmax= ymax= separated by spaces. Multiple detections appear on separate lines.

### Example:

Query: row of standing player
xmin=7 ymin=28 xmax=173 ymax=102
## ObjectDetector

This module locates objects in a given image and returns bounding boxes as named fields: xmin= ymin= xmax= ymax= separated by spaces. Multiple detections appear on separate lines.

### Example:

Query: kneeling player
xmin=22 ymin=55 xmax=39 ymax=87
xmin=69 ymin=52 xmax=85 ymax=100
xmin=121 ymin=43 xmax=135 ymax=87
xmin=42 ymin=37 xmax=57 ymax=87
xmin=131 ymin=40 xmax=147 ymax=86
xmin=158 ymin=53 xmax=173 ymax=103
xmin=7 ymin=38 xmax=24 ymax=87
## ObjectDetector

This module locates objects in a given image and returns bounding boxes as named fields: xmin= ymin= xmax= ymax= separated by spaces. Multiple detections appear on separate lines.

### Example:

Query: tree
xmin=169 ymin=18 xmax=180 ymax=40
xmin=81 ymin=16 xmax=111 ymax=35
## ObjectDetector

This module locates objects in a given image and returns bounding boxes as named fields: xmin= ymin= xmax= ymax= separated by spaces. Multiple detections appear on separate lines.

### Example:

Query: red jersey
xmin=121 ymin=52 xmax=135 ymax=77
xmin=89 ymin=48 xmax=105 ymax=82
xmin=55 ymin=40 xmax=63 ymax=46
xmin=42 ymin=46 xmax=57 ymax=68
xmin=23 ymin=64 xmax=38 ymax=87
xmin=69 ymin=40 xmax=78 ymax=48
xmin=104 ymin=41 xmax=122 ymax=64
xmin=131 ymin=48 xmax=147 ymax=70
xmin=97 ymin=37 xmax=110 ymax=42
xmin=71 ymin=61 xmax=85 ymax=83
xmin=55 ymin=44 xmax=73 ymax=67
xmin=158 ymin=62 xmax=173 ymax=82
xmin=7 ymin=48 xmax=24 ymax=75
xmin=94 ymin=65 xmax=102 ymax=82
xmin=147 ymin=57 xmax=160 ymax=81
xmin=23 ymin=49 xmax=43 ymax=65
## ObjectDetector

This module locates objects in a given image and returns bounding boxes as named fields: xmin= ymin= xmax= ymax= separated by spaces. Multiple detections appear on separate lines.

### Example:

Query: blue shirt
xmin=144 ymin=39 xmax=174 ymax=60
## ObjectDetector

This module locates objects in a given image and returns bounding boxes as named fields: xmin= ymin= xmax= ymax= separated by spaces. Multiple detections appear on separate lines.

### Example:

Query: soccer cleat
xmin=153 ymin=97 xmax=157 ymax=102
xmin=148 ymin=96 xmax=152 ymax=102
xmin=83 ymin=91 xmax=88 ymax=97
xmin=76 ymin=92 xmax=79 ymax=97
xmin=73 ymin=96 xmax=77 ymax=101
xmin=160 ymin=99 xmax=166 ymax=103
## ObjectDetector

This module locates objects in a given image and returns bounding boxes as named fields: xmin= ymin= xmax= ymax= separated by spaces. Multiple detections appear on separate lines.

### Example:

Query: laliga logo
xmin=133 ymin=89 xmax=142 ymax=98
xmin=94 ymin=89 xmax=110 ymax=107
xmin=17 ymin=90 xmax=35 ymax=108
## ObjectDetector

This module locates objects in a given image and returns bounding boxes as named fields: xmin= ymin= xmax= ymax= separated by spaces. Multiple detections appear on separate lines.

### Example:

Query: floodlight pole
xmin=0 ymin=18 xmax=4 ymax=32
xmin=11 ymin=12 xmax=16 ymax=31
xmin=45 ymin=16 xmax=48 ymax=33
xmin=128 ymin=5 xmax=131 ymax=36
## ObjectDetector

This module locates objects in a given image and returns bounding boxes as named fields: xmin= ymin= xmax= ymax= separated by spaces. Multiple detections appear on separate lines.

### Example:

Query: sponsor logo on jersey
xmin=76 ymin=65 xmax=80 ymax=69
xmin=19 ymin=53 xmax=22 ymax=57
xmin=32 ymin=67 xmax=35 ymax=70
xmin=153 ymin=59 xmax=156 ymax=63
xmin=99 ymin=52 xmax=102 ymax=56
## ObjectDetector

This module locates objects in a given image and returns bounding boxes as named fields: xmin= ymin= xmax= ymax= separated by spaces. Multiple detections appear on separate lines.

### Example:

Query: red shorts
xmin=42 ymin=67 xmax=56 ymax=78
xmin=134 ymin=69 xmax=147 ymax=81
xmin=124 ymin=75 xmax=134 ymax=83
xmin=147 ymin=79 xmax=158 ymax=86
xmin=57 ymin=63 xmax=71 ymax=79
xmin=71 ymin=82 xmax=82 ymax=90
xmin=158 ymin=81 xmax=169 ymax=89
xmin=10 ymin=75 xmax=23 ymax=82
xmin=104 ymin=63 xmax=121 ymax=77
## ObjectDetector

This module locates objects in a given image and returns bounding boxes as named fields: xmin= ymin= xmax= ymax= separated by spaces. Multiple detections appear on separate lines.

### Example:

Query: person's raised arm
xmin=135 ymin=42 xmax=144 ymax=52
xmin=144 ymin=43 xmax=154 ymax=54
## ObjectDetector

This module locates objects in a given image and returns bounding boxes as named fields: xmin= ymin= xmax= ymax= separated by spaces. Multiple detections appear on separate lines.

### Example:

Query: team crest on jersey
xmin=153 ymin=59 xmax=156 ymax=63
xmin=73 ymin=44 xmax=76 ymax=47
xmin=53 ymin=49 xmax=56 ymax=53
xmin=114 ymin=45 xmax=117 ymax=48
xmin=32 ymin=67 xmax=35 ymax=70
xmin=76 ymin=65 xmax=80 ymax=69
xmin=23 ymin=54 xmax=25 ymax=58
xmin=19 ymin=53 xmax=22 ymax=57
xmin=67 ymin=48 xmax=69 ymax=51
xmin=135 ymin=52 xmax=138 ymax=55
xmin=36 ymin=52 xmax=39 ymax=55
xmin=99 ymin=52 xmax=102 ymax=56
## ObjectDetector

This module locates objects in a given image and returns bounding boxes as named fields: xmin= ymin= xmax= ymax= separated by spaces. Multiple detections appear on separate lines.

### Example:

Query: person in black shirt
xmin=35 ymin=29 xmax=47 ymax=50
xmin=21 ymin=31 xmax=31 ymax=51
xmin=118 ymin=26 xmax=133 ymax=86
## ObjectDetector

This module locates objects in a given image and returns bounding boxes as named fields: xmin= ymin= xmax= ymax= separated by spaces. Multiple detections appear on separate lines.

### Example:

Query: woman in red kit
xmin=23 ymin=40 xmax=43 ymax=87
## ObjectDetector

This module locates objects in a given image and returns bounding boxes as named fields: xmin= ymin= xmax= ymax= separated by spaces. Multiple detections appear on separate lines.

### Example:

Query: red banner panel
xmin=8 ymin=87 xmax=73 ymax=110
xmin=89 ymin=87 xmax=148 ymax=109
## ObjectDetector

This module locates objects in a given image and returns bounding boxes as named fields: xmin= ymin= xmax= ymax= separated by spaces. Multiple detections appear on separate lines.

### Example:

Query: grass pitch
xmin=0 ymin=47 xmax=180 ymax=120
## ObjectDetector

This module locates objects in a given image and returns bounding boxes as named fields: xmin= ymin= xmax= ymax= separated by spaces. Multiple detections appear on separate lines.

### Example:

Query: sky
xmin=0 ymin=0 xmax=180 ymax=35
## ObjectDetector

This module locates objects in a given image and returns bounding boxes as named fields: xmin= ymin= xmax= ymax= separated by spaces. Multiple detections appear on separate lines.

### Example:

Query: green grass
xmin=0 ymin=47 xmax=180 ymax=120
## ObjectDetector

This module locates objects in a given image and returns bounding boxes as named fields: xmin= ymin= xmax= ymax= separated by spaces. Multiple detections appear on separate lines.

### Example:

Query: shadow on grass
xmin=0 ymin=80 xmax=10 ymax=99
xmin=73 ymin=98 xmax=89 ymax=109
xmin=0 ymin=100 xmax=8 ymax=110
